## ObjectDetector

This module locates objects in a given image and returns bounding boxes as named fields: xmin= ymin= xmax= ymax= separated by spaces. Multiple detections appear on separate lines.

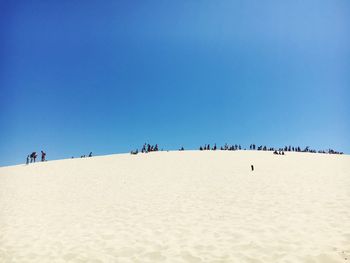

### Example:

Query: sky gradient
xmin=1 ymin=0 xmax=349 ymax=166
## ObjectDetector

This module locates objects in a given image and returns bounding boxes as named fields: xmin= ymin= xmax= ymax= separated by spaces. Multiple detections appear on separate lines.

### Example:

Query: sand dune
xmin=0 ymin=151 xmax=349 ymax=262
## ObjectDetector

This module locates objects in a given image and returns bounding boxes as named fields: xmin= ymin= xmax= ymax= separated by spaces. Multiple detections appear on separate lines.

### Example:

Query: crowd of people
xmin=130 ymin=143 xmax=160 ymax=155
xmin=198 ymin=143 xmax=343 ymax=155
xmin=26 ymin=151 xmax=95 ymax=164
xmin=141 ymin=143 xmax=159 ymax=153
xmin=25 ymin=143 xmax=344 ymax=164
xmin=26 ymin=151 xmax=46 ymax=164
xmin=200 ymin=144 xmax=242 ymax=151
xmin=249 ymin=144 xmax=343 ymax=155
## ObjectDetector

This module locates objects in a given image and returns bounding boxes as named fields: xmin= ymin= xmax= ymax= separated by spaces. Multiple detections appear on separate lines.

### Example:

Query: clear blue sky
xmin=1 ymin=0 xmax=349 ymax=166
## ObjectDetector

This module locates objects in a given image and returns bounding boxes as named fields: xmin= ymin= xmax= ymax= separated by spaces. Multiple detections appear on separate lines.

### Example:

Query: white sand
xmin=0 ymin=151 xmax=350 ymax=263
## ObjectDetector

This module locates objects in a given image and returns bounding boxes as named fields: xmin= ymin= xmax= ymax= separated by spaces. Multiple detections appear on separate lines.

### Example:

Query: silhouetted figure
xmin=89 ymin=152 xmax=92 ymax=157
xmin=200 ymin=146 xmax=203 ymax=151
xmin=41 ymin=151 xmax=46 ymax=162
xmin=30 ymin=152 xmax=37 ymax=163
xmin=131 ymin=149 xmax=138 ymax=155
xmin=251 ymin=165 xmax=254 ymax=171
xmin=26 ymin=155 xmax=30 ymax=165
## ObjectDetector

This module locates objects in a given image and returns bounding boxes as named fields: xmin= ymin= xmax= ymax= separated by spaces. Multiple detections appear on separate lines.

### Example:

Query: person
xmin=30 ymin=152 xmax=36 ymax=163
xmin=251 ymin=165 xmax=254 ymax=171
xmin=89 ymin=152 xmax=92 ymax=157
xmin=26 ymin=155 xmax=30 ymax=165
xmin=41 ymin=151 xmax=46 ymax=162
xmin=30 ymin=152 xmax=34 ymax=163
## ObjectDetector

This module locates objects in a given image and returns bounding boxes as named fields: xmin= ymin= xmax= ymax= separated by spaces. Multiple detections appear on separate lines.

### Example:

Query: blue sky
xmin=1 ymin=0 xmax=349 ymax=166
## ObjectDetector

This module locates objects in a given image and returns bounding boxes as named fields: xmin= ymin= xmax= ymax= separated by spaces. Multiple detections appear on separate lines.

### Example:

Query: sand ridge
xmin=0 ymin=151 xmax=350 ymax=262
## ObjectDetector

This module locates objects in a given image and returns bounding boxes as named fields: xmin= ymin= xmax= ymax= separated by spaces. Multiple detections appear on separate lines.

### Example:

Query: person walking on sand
xmin=26 ymin=155 xmax=30 ymax=165
xmin=30 ymin=152 xmax=35 ymax=163
xmin=41 ymin=151 xmax=46 ymax=162
xmin=251 ymin=165 xmax=254 ymax=171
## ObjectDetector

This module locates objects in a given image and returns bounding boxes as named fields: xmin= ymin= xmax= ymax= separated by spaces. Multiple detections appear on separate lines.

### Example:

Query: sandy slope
xmin=0 ymin=151 xmax=349 ymax=263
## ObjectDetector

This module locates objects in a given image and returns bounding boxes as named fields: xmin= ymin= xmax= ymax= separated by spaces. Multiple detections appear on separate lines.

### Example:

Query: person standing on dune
xmin=30 ymin=152 xmax=35 ymax=163
xmin=41 ymin=151 xmax=46 ymax=162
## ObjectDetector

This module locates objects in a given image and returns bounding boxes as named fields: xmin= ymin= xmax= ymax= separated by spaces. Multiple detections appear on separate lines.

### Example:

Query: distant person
xmin=26 ymin=155 xmax=30 ymax=165
xmin=130 ymin=149 xmax=138 ymax=155
xmin=89 ymin=152 xmax=92 ymax=157
xmin=33 ymin=152 xmax=37 ymax=162
xmin=251 ymin=165 xmax=254 ymax=171
xmin=30 ymin=152 xmax=36 ymax=163
xmin=41 ymin=151 xmax=46 ymax=162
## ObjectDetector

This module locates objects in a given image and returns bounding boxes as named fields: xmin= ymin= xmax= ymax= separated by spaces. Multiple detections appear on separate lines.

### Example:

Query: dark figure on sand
xmin=30 ymin=152 xmax=37 ymax=163
xmin=41 ymin=151 xmax=46 ymax=162
xmin=251 ymin=165 xmax=254 ymax=171
xmin=131 ymin=149 xmax=138 ymax=155
xmin=141 ymin=143 xmax=159 ymax=153
xmin=26 ymin=155 xmax=30 ymax=165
